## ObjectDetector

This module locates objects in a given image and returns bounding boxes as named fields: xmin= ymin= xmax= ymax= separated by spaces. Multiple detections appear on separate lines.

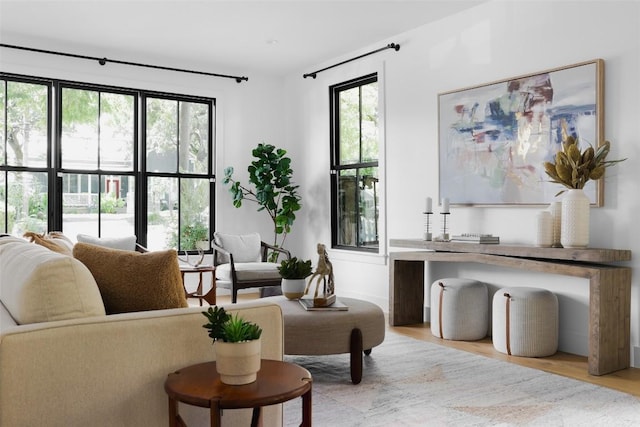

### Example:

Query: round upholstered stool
xmin=430 ymin=278 xmax=488 ymax=341
xmin=492 ymin=287 xmax=558 ymax=357
xmin=264 ymin=296 xmax=385 ymax=384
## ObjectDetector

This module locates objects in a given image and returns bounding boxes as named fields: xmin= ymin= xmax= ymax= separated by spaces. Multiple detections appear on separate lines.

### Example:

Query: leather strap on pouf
xmin=503 ymin=292 xmax=512 ymax=355
xmin=438 ymin=282 xmax=445 ymax=339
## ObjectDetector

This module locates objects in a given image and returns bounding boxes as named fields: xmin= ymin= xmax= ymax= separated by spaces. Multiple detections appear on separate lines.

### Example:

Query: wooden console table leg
xmin=589 ymin=267 xmax=631 ymax=375
xmin=350 ymin=328 xmax=363 ymax=384
xmin=389 ymin=256 xmax=425 ymax=326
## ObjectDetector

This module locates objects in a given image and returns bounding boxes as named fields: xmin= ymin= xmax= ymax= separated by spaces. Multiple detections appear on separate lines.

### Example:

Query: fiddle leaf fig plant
xmin=202 ymin=306 xmax=262 ymax=343
xmin=222 ymin=143 xmax=302 ymax=262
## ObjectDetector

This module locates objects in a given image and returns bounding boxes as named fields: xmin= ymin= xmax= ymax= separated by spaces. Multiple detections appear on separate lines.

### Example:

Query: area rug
xmin=283 ymin=331 xmax=640 ymax=426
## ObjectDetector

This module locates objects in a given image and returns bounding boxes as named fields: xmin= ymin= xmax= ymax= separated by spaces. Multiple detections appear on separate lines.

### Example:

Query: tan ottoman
xmin=264 ymin=296 xmax=385 ymax=384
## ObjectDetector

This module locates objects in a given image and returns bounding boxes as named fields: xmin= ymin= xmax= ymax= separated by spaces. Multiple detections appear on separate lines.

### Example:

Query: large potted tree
xmin=222 ymin=143 xmax=302 ymax=262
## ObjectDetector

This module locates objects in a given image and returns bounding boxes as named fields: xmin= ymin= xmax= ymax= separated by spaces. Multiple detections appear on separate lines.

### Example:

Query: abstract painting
xmin=438 ymin=59 xmax=603 ymax=206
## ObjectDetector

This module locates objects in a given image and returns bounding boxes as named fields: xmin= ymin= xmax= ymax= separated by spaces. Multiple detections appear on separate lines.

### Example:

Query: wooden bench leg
xmin=350 ymin=328 xmax=363 ymax=384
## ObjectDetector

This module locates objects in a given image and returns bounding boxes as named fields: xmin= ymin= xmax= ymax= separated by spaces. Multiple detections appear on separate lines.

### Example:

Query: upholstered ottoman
xmin=430 ymin=278 xmax=488 ymax=341
xmin=492 ymin=287 xmax=558 ymax=357
xmin=265 ymin=296 xmax=385 ymax=384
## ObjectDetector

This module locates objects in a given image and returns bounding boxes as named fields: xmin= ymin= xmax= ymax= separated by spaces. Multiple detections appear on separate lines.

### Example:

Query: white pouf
xmin=430 ymin=278 xmax=488 ymax=341
xmin=492 ymin=287 xmax=558 ymax=357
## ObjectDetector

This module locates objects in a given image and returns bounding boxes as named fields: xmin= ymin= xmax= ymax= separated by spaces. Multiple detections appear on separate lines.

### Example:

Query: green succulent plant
xmin=544 ymin=134 xmax=626 ymax=196
xmin=277 ymin=257 xmax=313 ymax=280
xmin=202 ymin=306 xmax=262 ymax=343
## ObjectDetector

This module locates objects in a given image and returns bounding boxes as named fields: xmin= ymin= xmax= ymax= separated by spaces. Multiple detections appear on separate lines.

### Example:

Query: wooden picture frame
xmin=438 ymin=59 xmax=604 ymax=206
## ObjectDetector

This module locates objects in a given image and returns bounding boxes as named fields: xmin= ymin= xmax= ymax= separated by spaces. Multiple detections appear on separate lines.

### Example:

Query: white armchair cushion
xmin=216 ymin=262 xmax=281 ymax=282
xmin=77 ymin=234 xmax=137 ymax=251
xmin=213 ymin=232 xmax=262 ymax=263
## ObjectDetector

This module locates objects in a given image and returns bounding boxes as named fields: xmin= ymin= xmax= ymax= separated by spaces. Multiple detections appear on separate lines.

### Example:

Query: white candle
xmin=425 ymin=197 xmax=432 ymax=213
xmin=441 ymin=197 xmax=450 ymax=213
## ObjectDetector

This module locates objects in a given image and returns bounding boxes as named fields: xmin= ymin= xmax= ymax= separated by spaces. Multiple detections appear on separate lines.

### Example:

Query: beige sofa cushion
xmin=73 ymin=243 xmax=188 ymax=314
xmin=0 ymin=236 xmax=106 ymax=324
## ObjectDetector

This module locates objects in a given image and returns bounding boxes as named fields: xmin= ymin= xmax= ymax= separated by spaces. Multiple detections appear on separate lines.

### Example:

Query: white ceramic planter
xmin=215 ymin=338 xmax=261 ymax=385
xmin=281 ymin=278 xmax=307 ymax=300
xmin=560 ymin=189 xmax=590 ymax=248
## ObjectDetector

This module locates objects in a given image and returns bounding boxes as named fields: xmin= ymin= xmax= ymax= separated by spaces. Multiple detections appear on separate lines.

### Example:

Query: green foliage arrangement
xmin=222 ymin=143 xmax=301 ymax=261
xmin=202 ymin=306 xmax=262 ymax=343
xmin=181 ymin=222 xmax=209 ymax=250
xmin=544 ymin=135 xmax=626 ymax=196
xmin=277 ymin=257 xmax=313 ymax=280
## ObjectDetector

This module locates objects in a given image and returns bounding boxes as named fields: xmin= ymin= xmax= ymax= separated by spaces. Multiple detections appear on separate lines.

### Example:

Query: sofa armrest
xmin=0 ymin=300 xmax=284 ymax=427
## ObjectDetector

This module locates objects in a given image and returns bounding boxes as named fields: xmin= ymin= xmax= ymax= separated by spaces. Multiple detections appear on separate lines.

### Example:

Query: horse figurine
xmin=305 ymin=243 xmax=336 ymax=306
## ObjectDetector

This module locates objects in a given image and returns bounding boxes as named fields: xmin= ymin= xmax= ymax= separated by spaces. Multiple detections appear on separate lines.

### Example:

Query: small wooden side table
xmin=179 ymin=265 xmax=216 ymax=306
xmin=165 ymin=360 xmax=312 ymax=427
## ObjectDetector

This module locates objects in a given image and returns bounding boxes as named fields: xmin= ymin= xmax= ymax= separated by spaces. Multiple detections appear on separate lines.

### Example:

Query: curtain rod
xmin=0 ymin=43 xmax=249 ymax=83
xmin=303 ymin=43 xmax=400 ymax=79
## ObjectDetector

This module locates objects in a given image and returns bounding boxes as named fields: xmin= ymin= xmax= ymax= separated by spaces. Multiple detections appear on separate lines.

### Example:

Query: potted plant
xmin=277 ymin=257 xmax=313 ymax=300
xmin=202 ymin=306 xmax=262 ymax=385
xmin=222 ymin=143 xmax=302 ymax=262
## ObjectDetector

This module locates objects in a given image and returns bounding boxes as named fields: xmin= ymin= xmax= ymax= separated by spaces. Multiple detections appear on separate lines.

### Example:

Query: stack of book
xmin=451 ymin=233 xmax=500 ymax=244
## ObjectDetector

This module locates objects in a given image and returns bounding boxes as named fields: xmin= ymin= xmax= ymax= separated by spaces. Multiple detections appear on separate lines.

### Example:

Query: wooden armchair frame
xmin=212 ymin=240 xmax=291 ymax=303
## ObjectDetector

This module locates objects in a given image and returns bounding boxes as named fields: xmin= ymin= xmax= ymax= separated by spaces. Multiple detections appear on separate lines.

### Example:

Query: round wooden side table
xmin=164 ymin=359 xmax=312 ymax=427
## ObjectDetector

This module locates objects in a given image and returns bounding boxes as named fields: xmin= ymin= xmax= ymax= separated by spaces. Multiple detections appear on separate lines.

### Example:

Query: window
xmin=0 ymin=78 xmax=51 ymax=236
xmin=0 ymin=73 xmax=215 ymax=252
xmin=59 ymin=84 xmax=136 ymax=239
xmin=143 ymin=95 xmax=212 ymax=251
xmin=330 ymin=74 xmax=379 ymax=251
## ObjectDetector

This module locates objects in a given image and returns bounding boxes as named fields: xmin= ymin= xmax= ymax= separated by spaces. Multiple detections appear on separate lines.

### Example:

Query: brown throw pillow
xmin=72 ymin=243 xmax=188 ymax=314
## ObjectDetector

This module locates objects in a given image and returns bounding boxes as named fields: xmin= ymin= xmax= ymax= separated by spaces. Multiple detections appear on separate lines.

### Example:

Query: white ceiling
xmin=0 ymin=0 xmax=485 ymax=77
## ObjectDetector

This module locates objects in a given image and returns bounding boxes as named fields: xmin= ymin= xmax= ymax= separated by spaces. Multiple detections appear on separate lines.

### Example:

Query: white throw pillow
xmin=0 ymin=237 xmax=106 ymax=324
xmin=77 ymin=234 xmax=137 ymax=251
xmin=213 ymin=232 xmax=262 ymax=263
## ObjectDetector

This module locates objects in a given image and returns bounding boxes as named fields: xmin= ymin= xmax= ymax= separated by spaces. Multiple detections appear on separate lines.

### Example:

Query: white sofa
xmin=0 ymin=236 xmax=284 ymax=426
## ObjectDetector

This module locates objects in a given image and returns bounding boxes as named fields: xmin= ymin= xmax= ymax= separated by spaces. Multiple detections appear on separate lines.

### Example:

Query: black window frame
xmin=329 ymin=73 xmax=379 ymax=252
xmin=0 ymin=72 xmax=216 ymax=252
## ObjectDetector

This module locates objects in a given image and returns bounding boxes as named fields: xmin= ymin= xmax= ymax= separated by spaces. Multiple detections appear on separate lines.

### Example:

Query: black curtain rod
xmin=0 ymin=43 xmax=249 ymax=83
xmin=303 ymin=43 xmax=400 ymax=79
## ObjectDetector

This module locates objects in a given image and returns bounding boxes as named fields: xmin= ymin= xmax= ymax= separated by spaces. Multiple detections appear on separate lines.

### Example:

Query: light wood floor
xmin=205 ymin=293 xmax=640 ymax=398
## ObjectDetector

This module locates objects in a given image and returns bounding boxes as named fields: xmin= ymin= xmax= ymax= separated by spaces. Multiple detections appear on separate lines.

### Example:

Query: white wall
xmin=284 ymin=0 xmax=640 ymax=365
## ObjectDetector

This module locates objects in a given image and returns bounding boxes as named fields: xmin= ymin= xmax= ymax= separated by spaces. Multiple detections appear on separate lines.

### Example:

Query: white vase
xmin=535 ymin=211 xmax=553 ymax=247
xmin=281 ymin=278 xmax=307 ymax=300
xmin=215 ymin=338 xmax=261 ymax=385
xmin=560 ymin=189 xmax=590 ymax=248
xmin=548 ymin=201 xmax=562 ymax=248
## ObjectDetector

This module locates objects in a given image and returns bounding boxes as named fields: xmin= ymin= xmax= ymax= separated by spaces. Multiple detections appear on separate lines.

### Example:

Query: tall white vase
xmin=560 ymin=189 xmax=590 ymax=248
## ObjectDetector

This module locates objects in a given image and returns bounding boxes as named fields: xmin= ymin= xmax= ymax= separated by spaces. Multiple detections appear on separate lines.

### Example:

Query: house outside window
xmin=0 ymin=73 xmax=214 ymax=252
xmin=330 ymin=73 xmax=379 ymax=251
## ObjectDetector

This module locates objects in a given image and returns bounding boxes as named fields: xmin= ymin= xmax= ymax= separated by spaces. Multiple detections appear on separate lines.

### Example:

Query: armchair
xmin=212 ymin=232 xmax=291 ymax=303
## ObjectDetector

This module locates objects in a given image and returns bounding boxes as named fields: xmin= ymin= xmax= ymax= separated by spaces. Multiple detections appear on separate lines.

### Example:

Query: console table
xmin=388 ymin=239 xmax=632 ymax=376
